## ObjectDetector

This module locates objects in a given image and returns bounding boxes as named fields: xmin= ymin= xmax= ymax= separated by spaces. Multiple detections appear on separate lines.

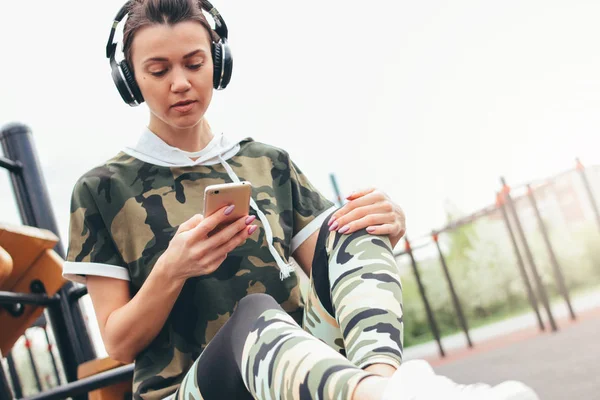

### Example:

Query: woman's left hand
xmin=327 ymin=188 xmax=406 ymax=248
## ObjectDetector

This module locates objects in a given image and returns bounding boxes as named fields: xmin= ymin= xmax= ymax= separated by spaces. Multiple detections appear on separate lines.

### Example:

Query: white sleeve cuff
xmin=291 ymin=205 xmax=337 ymax=253
xmin=62 ymin=261 xmax=131 ymax=285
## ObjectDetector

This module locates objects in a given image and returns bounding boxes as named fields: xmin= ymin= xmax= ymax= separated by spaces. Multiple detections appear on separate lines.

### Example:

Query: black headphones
xmin=106 ymin=0 xmax=233 ymax=107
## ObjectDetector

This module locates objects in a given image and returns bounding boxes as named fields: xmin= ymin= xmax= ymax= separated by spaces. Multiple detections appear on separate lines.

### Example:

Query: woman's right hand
xmin=156 ymin=205 xmax=257 ymax=282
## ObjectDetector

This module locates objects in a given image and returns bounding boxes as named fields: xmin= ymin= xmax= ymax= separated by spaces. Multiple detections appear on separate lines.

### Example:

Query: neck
xmin=147 ymin=116 xmax=214 ymax=153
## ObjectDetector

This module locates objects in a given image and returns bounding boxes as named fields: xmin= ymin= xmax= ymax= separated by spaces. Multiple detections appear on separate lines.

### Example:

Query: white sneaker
xmin=381 ymin=360 xmax=539 ymax=400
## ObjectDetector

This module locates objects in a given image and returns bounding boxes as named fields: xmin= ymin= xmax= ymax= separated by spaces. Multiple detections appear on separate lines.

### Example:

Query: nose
xmin=170 ymin=66 xmax=191 ymax=93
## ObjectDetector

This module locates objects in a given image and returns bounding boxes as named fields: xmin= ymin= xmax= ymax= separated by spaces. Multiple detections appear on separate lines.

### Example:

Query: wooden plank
xmin=0 ymin=249 xmax=66 ymax=354
xmin=78 ymin=357 xmax=126 ymax=379
xmin=78 ymin=358 xmax=131 ymax=400
xmin=0 ymin=223 xmax=58 ymax=290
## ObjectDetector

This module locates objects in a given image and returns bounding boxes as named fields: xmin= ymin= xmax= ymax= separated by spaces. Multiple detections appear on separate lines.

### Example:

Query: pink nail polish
xmin=245 ymin=215 xmax=256 ymax=225
xmin=367 ymin=227 xmax=375 ymax=233
xmin=224 ymin=205 xmax=235 ymax=215
xmin=328 ymin=216 xmax=337 ymax=226
xmin=248 ymin=225 xmax=258 ymax=235
xmin=338 ymin=225 xmax=350 ymax=234
xmin=329 ymin=221 xmax=339 ymax=231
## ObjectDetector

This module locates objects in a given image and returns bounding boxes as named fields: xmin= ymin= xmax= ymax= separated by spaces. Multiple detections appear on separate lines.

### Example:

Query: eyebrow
xmin=143 ymin=49 xmax=206 ymax=64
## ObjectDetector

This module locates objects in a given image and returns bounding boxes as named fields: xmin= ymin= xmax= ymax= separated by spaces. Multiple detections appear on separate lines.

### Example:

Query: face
xmin=130 ymin=20 xmax=214 ymax=132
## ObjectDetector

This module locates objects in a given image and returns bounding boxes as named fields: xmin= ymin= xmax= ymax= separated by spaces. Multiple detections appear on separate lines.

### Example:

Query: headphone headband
xmin=203 ymin=0 xmax=228 ymax=40
xmin=106 ymin=0 xmax=229 ymax=61
xmin=106 ymin=1 xmax=132 ymax=59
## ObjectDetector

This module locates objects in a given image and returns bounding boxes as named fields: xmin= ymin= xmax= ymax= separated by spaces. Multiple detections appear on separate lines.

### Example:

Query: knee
xmin=233 ymin=294 xmax=285 ymax=328
xmin=237 ymin=293 xmax=279 ymax=313
xmin=333 ymin=226 xmax=389 ymax=248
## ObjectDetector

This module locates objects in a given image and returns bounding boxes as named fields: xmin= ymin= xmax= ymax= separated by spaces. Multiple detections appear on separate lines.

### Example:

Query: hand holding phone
xmin=155 ymin=181 xmax=256 ymax=281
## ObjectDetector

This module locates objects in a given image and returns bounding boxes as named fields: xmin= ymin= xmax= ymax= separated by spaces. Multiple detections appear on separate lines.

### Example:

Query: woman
xmin=63 ymin=1 xmax=538 ymax=399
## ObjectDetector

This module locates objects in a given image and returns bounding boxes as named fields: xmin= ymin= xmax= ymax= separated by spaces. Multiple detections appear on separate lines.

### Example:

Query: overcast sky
xmin=1 ymin=0 xmax=599 ymax=249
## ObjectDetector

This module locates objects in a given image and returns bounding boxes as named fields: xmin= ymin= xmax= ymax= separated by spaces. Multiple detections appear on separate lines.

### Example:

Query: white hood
xmin=123 ymin=128 xmax=241 ymax=167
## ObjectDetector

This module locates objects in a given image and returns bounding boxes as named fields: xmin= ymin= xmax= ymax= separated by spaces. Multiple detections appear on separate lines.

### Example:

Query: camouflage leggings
xmin=172 ymin=218 xmax=404 ymax=400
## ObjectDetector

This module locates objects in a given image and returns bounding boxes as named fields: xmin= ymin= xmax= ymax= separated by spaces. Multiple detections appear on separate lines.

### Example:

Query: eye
xmin=188 ymin=63 xmax=203 ymax=70
xmin=150 ymin=70 xmax=168 ymax=77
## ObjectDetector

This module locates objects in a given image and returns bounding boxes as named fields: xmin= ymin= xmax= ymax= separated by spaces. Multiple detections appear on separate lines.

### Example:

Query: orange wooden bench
xmin=0 ymin=223 xmax=65 ymax=355
xmin=0 ymin=222 xmax=132 ymax=399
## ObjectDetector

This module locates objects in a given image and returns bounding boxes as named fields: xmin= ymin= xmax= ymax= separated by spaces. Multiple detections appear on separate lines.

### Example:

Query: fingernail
xmin=224 ymin=205 xmax=235 ymax=215
xmin=367 ymin=227 xmax=376 ymax=233
xmin=245 ymin=215 xmax=256 ymax=225
xmin=248 ymin=225 xmax=258 ymax=235
xmin=338 ymin=225 xmax=350 ymax=234
xmin=329 ymin=221 xmax=339 ymax=231
xmin=328 ymin=216 xmax=337 ymax=226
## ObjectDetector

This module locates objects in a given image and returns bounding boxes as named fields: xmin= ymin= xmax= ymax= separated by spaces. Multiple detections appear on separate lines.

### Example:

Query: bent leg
xmin=174 ymin=293 xmax=376 ymax=400
xmin=303 ymin=216 xmax=404 ymax=370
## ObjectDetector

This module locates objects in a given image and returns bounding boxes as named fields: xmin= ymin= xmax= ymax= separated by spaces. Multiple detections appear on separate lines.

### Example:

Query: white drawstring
xmin=218 ymin=155 xmax=295 ymax=280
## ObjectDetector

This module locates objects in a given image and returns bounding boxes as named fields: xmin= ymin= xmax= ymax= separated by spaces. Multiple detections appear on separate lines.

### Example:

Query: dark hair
xmin=122 ymin=0 xmax=218 ymax=70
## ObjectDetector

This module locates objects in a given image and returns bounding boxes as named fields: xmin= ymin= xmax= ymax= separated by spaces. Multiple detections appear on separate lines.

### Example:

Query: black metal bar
xmin=0 ymin=155 xmax=22 ymax=172
xmin=501 ymin=178 xmax=558 ymax=332
xmin=576 ymin=159 xmax=600 ymax=235
xmin=42 ymin=325 xmax=63 ymax=387
xmin=23 ymin=332 xmax=43 ymax=392
xmin=404 ymin=237 xmax=445 ymax=357
xmin=7 ymin=353 xmax=23 ymax=398
xmin=18 ymin=364 xmax=134 ymax=400
xmin=497 ymin=193 xmax=545 ymax=331
xmin=0 ymin=290 xmax=60 ymax=306
xmin=527 ymin=184 xmax=576 ymax=320
xmin=0 ymin=124 xmax=63 ymax=255
xmin=0 ymin=354 xmax=14 ymax=400
xmin=0 ymin=123 xmax=97 ymax=379
xmin=432 ymin=232 xmax=473 ymax=348
xmin=67 ymin=286 xmax=88 ymax=303
xmin=44 ymin=299 xmax=81 ymax=386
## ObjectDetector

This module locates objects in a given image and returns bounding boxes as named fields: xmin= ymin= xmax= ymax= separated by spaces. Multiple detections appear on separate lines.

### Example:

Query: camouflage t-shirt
xmin=63 ymin=132 xmax=335 ymax=399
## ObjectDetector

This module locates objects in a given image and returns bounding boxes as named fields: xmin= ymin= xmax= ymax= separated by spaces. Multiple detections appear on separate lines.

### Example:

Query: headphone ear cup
xmin=120 ymin=61 xmax=144 ymax=105
xmin=219 ymin=40 xmax=233 ymax=89
xmin=212 ymin=42 xmax=224 ymax=90
xmin=110 ymin=59 xmax=135 ymax=106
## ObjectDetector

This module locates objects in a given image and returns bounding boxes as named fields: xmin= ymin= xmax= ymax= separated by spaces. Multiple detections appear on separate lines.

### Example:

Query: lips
xmin=171 ymin=100 xmax=197 ymax=113
xmin=171 ymin=100 xmax=196 ymax=107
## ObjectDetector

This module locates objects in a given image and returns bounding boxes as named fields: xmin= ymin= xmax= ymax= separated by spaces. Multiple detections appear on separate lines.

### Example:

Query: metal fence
xmin=393 ymin=161 xmax=600 ymax=356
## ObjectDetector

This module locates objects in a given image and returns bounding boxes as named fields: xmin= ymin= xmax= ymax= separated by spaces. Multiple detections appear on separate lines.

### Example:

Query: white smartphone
xmin=203 ymin=181 xmax=252 ymax=224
